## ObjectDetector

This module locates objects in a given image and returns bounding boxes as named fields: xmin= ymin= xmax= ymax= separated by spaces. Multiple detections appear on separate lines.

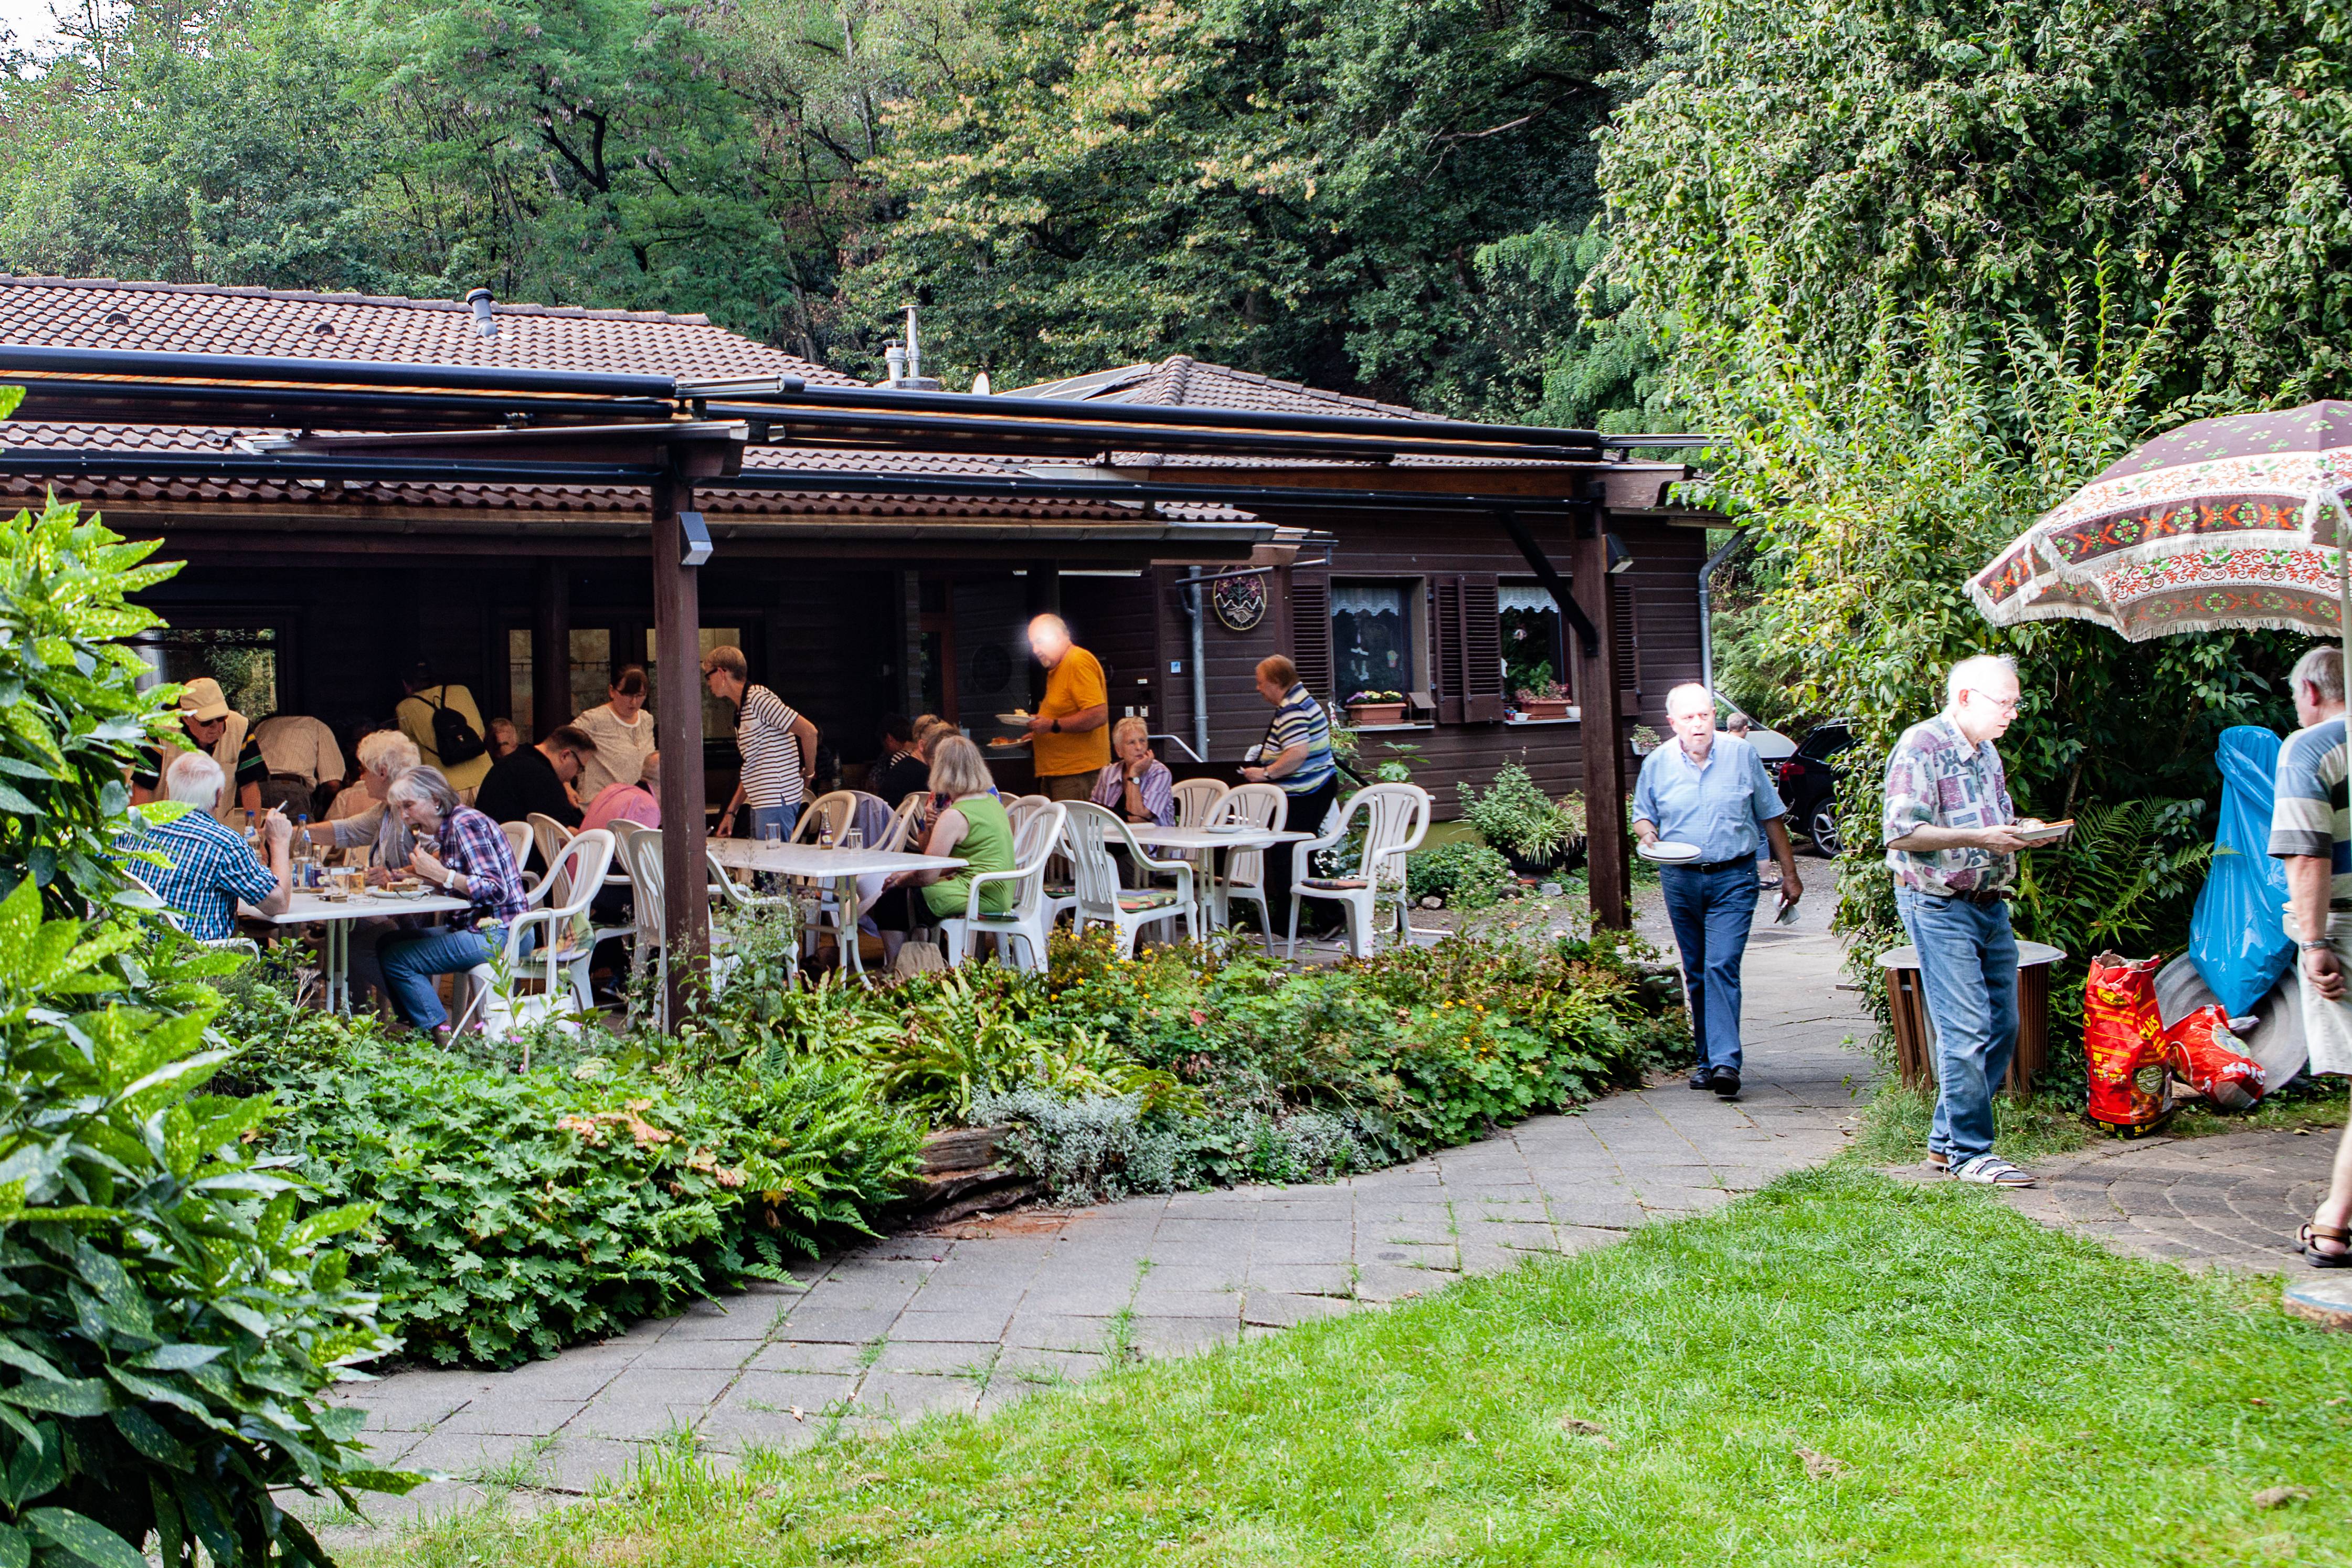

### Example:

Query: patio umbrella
xmin=1968 ymin=400 xmax=2352 ymax=672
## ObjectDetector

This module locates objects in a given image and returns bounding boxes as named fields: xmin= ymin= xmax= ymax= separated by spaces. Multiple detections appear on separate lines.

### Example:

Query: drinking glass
xmin=842 ymin=828 xmax=864 ymax=852
xmin=758 ymin=819 xmax=782 ymax=845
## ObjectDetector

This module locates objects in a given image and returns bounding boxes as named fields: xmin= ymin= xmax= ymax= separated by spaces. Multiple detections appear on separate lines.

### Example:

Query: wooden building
xmin=0 ymin=279 xmax=1704 ymax=826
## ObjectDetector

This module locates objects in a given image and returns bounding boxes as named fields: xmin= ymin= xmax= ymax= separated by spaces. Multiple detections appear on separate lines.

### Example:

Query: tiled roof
xmin=0 ymin=277 xmax=862 ymax=385
xmin=1010 ymin=355 xmax=1434 ymax=421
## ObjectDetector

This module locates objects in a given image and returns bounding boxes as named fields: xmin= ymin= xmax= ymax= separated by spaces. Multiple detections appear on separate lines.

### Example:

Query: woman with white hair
xmin=373 ymin=767 xmax=529 ymax=1037
xmin=319 ymin=730 xmax=422 ymax=852
xmin=1088 ymin=715 xmax=1175 ymax=826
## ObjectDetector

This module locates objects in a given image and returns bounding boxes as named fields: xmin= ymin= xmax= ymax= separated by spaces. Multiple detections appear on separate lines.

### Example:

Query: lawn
xmin=361 ymin=1167 xmax=2352 ymax=1567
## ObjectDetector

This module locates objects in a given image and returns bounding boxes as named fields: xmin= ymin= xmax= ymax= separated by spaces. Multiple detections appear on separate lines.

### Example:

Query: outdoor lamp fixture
xmin=1605 ymin=532 xmax=1635 ymax=575
xmin=678 ymin=510 xmax=714 ymax=568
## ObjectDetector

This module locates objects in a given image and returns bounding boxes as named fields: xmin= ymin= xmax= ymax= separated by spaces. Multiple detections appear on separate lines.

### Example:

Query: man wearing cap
xmin=131 ymin=677 xmax=266 ymax=822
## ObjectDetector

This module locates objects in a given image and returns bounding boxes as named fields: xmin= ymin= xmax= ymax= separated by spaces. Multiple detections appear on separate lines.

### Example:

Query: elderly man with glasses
xmin=1881 ymin=653 xmax=2048 ymax=1188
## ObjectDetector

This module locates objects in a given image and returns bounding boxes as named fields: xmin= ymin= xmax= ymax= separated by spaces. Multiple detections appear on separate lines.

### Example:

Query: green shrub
xmin=1457 ymin=761 xmax=1584 ymax=863
xmin=238 ymin=1021 xmax=924 ymax=1368
xmin=1407 ymin=840 xmax=1513 ymax=907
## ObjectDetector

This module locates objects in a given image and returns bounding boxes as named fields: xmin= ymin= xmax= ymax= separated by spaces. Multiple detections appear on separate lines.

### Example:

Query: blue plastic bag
xmin=2189 ymin=725 xmax=2293 ymax=1015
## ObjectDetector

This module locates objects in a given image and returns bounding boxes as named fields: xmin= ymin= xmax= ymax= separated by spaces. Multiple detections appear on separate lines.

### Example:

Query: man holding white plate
xmin=1633 ymin=682 xmax=1804 ymax=1100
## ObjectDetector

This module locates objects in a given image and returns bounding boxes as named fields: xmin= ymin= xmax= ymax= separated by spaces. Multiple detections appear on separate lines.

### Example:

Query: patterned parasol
xmin=1969 ymin=401 xmax=2352 ymax=659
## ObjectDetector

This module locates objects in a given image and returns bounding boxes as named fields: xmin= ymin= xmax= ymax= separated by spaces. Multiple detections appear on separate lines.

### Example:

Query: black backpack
xmin=422 ymin=688 xmax=487 ymax=767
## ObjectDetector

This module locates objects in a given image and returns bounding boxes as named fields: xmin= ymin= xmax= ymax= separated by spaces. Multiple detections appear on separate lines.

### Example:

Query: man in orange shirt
xmin=1025 ymin=613 xmax=1110 ymax=800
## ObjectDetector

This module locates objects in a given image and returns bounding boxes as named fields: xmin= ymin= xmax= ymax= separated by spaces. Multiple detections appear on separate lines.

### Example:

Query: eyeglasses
xmin=1961 ymin=688 xmax=2021 ymax=713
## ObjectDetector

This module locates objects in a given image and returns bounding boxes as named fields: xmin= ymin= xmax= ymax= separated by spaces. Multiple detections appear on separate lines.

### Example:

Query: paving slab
xmin=317 ymin=878 xmax=1872 ymax=1534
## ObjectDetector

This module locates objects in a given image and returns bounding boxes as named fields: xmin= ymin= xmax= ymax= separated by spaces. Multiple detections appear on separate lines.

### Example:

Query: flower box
xmin=1518 ymin=697 xmax=1574 ymax=721
xmin=1347 ymin=702 xmax=1409 ymax=726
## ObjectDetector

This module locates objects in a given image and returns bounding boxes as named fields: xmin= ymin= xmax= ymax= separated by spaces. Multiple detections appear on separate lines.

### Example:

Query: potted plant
xmin=1345 ymin=688 xmax=1409 ymax=726
xmin=1458 ymin=761 xmax=1587 ymax=877
xmin=1514 ymin=677 xmax=1574 ymax=722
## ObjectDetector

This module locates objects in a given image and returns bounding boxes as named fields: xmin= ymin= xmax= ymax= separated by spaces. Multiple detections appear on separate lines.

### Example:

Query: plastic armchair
xmin=1061 ymin=801 xmax=1196 ymax=958
xmin=789 ymin=790 xmax=858 ymax=844
xmin=940 ymin=802 xmax=1066 ymax=972
xmin=458 ymin=828 xmax=615 ymax=1036
xmin=877 ymin=791 xmax=925 ymax=852
xmin=1285 ymin=783 xmax=1430 ymax=960
xmin=1210 ymin=782 xmax=1287 ymax=941
xmin=499 ymin=820 xmax=538 ymax=892
xmin=1171 ymin=777 xmax=1230 ymax=828
xmin=525 ymin=812 xmax=571 ymax=878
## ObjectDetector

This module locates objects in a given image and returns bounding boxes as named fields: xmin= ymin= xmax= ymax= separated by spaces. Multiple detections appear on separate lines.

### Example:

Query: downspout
xmin=1184 ymin=567 xmax=1210 ymax=760
xmin=1697 ymin=528 xmax=1752 ymax=695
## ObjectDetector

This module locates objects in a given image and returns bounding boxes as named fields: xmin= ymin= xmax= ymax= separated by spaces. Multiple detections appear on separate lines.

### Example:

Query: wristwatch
xmin=1051 ymin=717 xmax=1062 ymax=733
xmin=2301 ymin=938 xmax=2334 ymax=951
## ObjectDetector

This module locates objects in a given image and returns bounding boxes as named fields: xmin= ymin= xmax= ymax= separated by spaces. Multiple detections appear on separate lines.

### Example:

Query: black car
xmin=1771 ymin=721 xmax=1856 ymax=855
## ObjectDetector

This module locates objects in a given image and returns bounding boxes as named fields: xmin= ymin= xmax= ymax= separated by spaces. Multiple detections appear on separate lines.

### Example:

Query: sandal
xmin=1950 ymin=1154 xmax=2037 ymax=1187
xmin=2297 ymin=1221 xmax=2352 ymax=1269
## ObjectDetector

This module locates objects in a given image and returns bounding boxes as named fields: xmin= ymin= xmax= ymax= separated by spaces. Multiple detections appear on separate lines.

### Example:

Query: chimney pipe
xmin=465 ymin=288 xmax=497 ymax=338
xmin=903 ymin=303 xmax=921 ymax=381
xmin=884 ymin=342 xmax=908 ymax=383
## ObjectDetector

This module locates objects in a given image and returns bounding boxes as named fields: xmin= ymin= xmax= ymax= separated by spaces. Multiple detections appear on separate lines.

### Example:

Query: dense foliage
xmin=0 ymin=497 xmax=401 ymax=1565
xmin=214 ymin=965 xmax=926 ymax=1368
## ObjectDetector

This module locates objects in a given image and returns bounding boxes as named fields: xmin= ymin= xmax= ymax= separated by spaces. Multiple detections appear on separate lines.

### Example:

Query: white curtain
xmin=1331 ymin=582 xmax=1407 ymax=617
xmin=1499 ymin=584 xmax=1558 ymax=614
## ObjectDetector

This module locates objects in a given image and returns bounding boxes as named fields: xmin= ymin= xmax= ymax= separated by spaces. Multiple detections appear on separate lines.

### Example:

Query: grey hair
xmin=1664 ymin=682 xmax=1713 ymax=719
xmin=1110 ymin=714 xmax=1151 ymax=747
xmin=928 ymin=734 xmax=995 ymax=799
xmin=639 ymin=750 xmax=662 ymax=791
xmin=1945 ymin=653 xmax=2019 ymax=706
xmin=356 ymin=729 xmax=420 ymax=778
xmin=2292 ymin=644 xmax=2346 ymax=706
xmin=163 ymin=748 xmax=223 ymax=808
xmin=385 ymin=765 xmax=462 ymax=822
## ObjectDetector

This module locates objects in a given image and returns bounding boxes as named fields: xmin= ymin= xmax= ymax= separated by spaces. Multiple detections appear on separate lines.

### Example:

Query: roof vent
xmin=101 ymin=310 xmax=129 ymax=326
xmin=884 ymin=342 xmax=907 ymax=382
xmin=465 ymin=287 xmax=497 ymax=339
xmin=971 ymin=371 xmax=992 ymax=396
xmin=312 ymin=320 xmax=337 ymax=336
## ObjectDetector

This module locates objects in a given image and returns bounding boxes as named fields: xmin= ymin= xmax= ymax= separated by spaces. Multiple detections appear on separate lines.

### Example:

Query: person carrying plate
xmin=1633 ymin=682 xmax=1804 ymax=1100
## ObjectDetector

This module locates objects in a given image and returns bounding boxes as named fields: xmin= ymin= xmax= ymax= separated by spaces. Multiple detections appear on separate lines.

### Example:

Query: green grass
xmin=360 ymin=1168 xmax=2352 ymax=1567
xmin=1852 ymin=1078 xmax=2352 ymax=1169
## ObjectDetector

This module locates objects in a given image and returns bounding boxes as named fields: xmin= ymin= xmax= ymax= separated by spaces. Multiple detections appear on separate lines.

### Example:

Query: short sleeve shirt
xmin=133 ymin=729 xmax=268 ymax=806
xmin=1631 ymin=734 xmax=1785 ymax=862
xmin=1264 ymin=684 xmax=1336 ymax=795
xmin=1032 ymin=647 xmax=1110 ymax=778
xmin=1881 ymin=711 xmax=2017 ymax=895
xmin=253 ymin=716 xmax=345 ymax=787
xmin=736 ymin=685 xmax=806 ymax=809
xmin=2269 ymin=718 xmax=2351 ymax=905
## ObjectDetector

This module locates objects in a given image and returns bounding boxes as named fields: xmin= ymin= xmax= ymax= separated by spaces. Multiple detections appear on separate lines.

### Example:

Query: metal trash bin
xmin=1874 ymin=940 xmax=2067 ymax=1095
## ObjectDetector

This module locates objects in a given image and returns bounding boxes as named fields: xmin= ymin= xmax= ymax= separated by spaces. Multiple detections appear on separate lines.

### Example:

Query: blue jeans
xmin=1660 ymin=862 xmax=1761 ymax=1073
xmin=378 ymin=924 xmax=502 ymax=1031
xmin=746 ymin=802 xmax=801 ymax=841
xmin=1895 ymin=887 xmax=2019 ymax=1164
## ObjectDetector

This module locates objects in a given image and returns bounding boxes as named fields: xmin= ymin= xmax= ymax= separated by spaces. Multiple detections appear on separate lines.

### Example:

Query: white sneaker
xmin=1949 ymin=1154 xmax=2036 ymax=1187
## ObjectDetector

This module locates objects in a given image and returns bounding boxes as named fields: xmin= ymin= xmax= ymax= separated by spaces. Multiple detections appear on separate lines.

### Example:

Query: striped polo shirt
xmin=1266 ymin=683 xmax=1336 ymax=795
xmin=736 ymin=684 xmax=806 ymax=809
xmin=2270 ymin=717 xmax=2351 ymax=905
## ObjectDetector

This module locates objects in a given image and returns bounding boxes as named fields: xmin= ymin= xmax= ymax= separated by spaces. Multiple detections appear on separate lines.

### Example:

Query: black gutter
xmin=7 ymin=377 xmax=679 ymax=430
xmin=706 ymin=469 xmax=1585 ymax=516
xmin=0 ymin=451 xmax=669 ymax=486
xmin=0 ymin=344 xmax=677 ymax=399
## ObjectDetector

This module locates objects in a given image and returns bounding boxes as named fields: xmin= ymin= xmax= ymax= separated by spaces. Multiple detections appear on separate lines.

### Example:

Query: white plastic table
xmin=706 ymin=841 xmax=968 ymax=975
xmin=241 ymin=887 xmax=473 ymax=1012
xmin=1127 ymin=825 xmax=1315 ymax=929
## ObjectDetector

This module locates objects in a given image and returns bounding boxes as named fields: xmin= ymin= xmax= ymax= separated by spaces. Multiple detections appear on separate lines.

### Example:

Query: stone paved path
xmin=1998 ymin=1128 xmax=2343 ymax=1274
xmin=323 ymin=881 xmax=1874 ymax=1530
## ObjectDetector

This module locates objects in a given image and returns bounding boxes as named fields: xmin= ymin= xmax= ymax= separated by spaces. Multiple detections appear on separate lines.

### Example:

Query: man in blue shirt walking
xmin=1633 ymin=682 xmax=1803 ymax=1099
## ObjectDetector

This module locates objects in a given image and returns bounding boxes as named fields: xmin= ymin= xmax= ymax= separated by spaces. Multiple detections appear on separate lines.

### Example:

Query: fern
xmin=2012 ymin=797 xmax=2209 ymax=960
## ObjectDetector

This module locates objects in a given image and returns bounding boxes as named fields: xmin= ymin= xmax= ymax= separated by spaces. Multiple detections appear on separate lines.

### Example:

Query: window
xmin=1331 ymin=581 xmax=1415 ymax=702
xmin=134 ymin=624 xmax=281 ymax=718
xmin=1499 ymin=583 xmax=1566 ymax=700
xmin=644 ymin=627 xmax=744 ymax=738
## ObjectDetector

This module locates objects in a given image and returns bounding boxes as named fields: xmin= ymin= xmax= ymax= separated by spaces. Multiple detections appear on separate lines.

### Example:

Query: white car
xmin=1719 ymin=701 xmax=1796 ymax=760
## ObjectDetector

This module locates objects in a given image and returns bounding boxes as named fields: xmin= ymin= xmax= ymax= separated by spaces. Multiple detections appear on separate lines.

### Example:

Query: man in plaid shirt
xmin=121 ymin=751 xmax=291 ymax=938
xmin=1881 ymin=653 xmax=2049 ymax=1189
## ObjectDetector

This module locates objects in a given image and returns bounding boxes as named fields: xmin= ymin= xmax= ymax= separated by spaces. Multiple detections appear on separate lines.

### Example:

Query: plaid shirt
xmin=121 ymin=810 xmax=278 ymax=940
xmin=1880 ymin=712 xmax=2017 ymax=896
xmin=436 ymin=805 xmax=529 ymax=923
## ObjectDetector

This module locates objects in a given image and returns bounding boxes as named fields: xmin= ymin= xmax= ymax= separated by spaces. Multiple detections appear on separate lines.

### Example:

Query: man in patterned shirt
xmin=2268 ymin=644 xmax=2352 ymax=1267
xmin=122 ymin=750 xmax=292 ymax=938
xmin=1881 ymin=653 xmax=2048 ymax=1188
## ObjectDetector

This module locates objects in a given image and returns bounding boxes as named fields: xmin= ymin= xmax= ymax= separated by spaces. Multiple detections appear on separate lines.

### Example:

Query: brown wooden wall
xmin=1083 ymin=514 xmax=1709 ymax=819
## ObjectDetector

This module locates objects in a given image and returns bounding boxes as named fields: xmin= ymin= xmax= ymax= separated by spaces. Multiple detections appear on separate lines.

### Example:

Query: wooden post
xmin=1567 ymin=504 xmax=1630 ymax=929
xmin=650 ymin=471 xmax=709 ymax=1021
xmin=532 ymin=562 xmax=570 ymax=741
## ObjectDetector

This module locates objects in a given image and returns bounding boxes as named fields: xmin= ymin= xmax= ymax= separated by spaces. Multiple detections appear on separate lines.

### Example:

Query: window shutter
xmin=1291 ymin=576 xmax=1333 ymax=699
xmin=1614 ymin=580 xmax=1641 ymax=706
xmin=1461 ymin=576 xmax=1502 ymax=721
xmin=1434 ymin=575 xmax=1466 ymax=724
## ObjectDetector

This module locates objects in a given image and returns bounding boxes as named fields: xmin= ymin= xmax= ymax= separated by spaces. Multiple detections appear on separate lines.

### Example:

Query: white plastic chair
xmin=461 ymin=828 xmax=615 ymax=1035
xmin=1061 ymin=801 xmax=1195 ymax=958
xmin=940 ymin=803 xmax=1066 ymax=972
xmin=525 ymin=811 xmax=571 ymax=877
xmin=1210 ymin=782 xmax=1287 ymax=940
xmin=1171 ymin=777 xmax=1230 ymax=828
xmin=1285 ymin=783 xmax=1430 ymax=959
xmin=499 ymin=820 xmax=537 ymax=891
xmin=789 ymin=790 xmax=858 ymax=844
xmin=877 ymin=791 xmax=925 ymax=852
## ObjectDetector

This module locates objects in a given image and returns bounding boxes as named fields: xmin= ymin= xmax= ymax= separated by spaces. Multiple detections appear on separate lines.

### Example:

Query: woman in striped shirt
xmin=703 ymin=645 xmax=819 ymax=840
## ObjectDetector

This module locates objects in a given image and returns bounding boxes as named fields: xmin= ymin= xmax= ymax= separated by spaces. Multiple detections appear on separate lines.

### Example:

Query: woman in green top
xmin=871 ymin=735 xmax=1017 ymax=964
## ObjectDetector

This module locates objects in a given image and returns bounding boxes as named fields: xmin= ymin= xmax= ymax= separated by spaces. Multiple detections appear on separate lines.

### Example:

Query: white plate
xmin=997 ymin=711 xmax=1033 ymax=726
xmin=1637 ymin=840 xmax=1702 ymax=864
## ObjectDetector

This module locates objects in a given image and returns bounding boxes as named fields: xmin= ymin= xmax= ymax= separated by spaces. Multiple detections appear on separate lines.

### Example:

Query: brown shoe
xmin=1922 ymin=1150 xmax=1950 ymax=1173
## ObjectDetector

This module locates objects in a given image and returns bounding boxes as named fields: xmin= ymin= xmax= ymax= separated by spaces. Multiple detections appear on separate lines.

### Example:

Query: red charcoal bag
xmin=2161 ymin=1004 xmax=2266 ymax=1114
xmin=2083 ymin=952 xmax=2174 ymax=1136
